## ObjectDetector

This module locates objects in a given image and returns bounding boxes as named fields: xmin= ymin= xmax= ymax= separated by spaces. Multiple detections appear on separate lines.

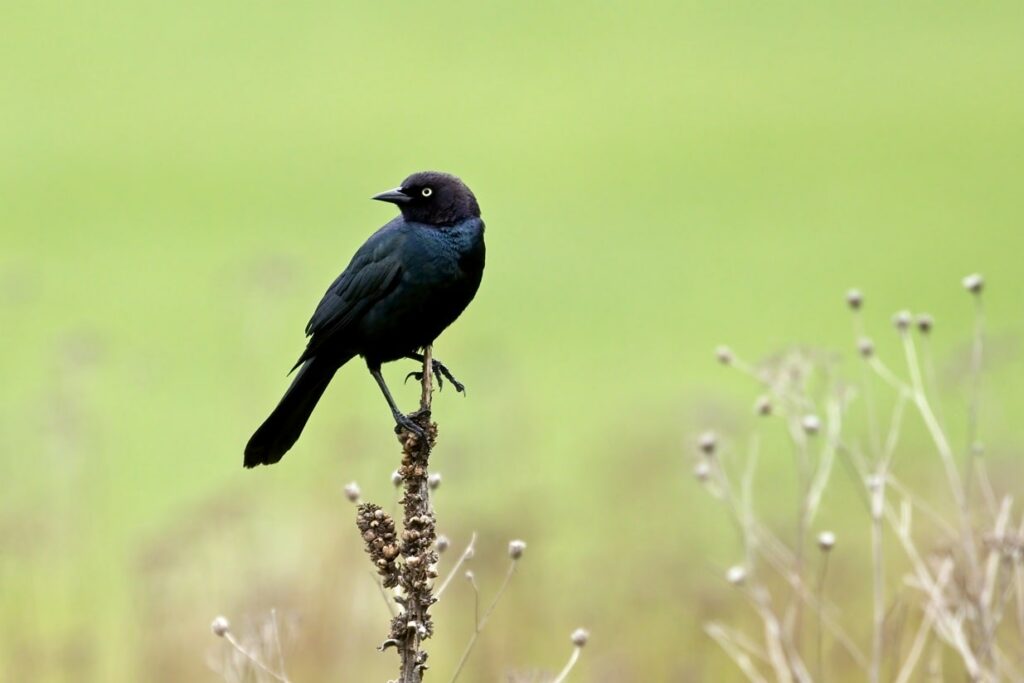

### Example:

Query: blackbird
xmin=244 ymin=171 xmax=485 ymax=468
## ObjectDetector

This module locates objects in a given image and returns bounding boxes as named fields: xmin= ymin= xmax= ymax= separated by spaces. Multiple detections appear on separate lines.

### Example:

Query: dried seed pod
xmin=508 ymin=539 xmax=527 ymax=560
xmin=211 ymin=616 xmax=230 ymax=637
xmin=571 ymin=628 xmax=590 ymax=647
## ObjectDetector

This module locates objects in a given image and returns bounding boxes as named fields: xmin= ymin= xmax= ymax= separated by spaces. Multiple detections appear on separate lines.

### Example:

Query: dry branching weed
xmin=697 ymin=274 xmax=1023 ymax=683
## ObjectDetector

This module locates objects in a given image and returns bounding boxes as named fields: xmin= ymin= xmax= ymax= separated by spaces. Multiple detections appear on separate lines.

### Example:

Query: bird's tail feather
xmin=244 ymin=355 xmax=346 ymax=468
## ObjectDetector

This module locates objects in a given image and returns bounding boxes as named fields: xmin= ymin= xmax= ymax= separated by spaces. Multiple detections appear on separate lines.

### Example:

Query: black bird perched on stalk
xmin=244 ymin=171 xmax=485 ymax=468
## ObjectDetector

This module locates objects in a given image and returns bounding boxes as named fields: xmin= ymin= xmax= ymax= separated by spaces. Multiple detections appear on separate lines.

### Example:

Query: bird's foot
xmin=393 ymin=413 xmax=426 ymax=439
xmin=403 ymin=358 xmax=466 ymax=394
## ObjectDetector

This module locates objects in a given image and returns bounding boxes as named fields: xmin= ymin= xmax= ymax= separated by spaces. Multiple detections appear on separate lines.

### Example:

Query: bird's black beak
xmin=371 ymin=187 xmax=411 ymax=205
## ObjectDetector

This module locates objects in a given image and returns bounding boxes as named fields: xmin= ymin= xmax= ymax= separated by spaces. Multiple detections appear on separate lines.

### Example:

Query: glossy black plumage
xmin=244 ymin=171 xmax=485 ymax=468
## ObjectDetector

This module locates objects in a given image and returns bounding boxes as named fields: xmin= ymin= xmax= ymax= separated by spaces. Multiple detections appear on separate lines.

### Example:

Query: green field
xmin=3 ymin=2 xmax=1024 ymax=680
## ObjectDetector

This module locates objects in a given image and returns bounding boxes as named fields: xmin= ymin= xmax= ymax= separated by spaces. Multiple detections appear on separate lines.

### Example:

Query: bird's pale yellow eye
xmin=421 ymin=187 xmax=433 ymax=197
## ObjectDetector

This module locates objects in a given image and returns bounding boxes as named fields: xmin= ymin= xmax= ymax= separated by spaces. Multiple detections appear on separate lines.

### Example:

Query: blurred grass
xmin=2 ymin=1 xmax=1024 ymax=680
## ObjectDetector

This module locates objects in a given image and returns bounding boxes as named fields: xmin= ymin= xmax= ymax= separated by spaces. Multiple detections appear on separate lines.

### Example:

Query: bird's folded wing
xmin=293 ymin=233 xmax=405 ymax=367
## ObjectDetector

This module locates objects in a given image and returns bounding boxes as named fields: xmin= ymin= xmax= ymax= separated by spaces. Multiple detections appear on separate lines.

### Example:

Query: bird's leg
xmin=369 ymin=365 xmax=426 ymax=438
xmin=403 ymin=352 xmax=466 ymax=394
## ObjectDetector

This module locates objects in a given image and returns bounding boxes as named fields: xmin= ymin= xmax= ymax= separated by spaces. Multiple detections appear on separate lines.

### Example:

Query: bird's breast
xmin=355 ymin=219 xmax=484 ymax=362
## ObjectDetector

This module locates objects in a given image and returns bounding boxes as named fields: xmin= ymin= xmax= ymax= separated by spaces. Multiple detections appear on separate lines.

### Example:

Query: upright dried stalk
xmin=357 ymin=346 xmax=439 ymax=683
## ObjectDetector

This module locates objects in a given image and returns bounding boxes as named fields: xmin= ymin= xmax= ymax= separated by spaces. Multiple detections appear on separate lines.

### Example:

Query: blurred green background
xmin=3 ymin=1 xmax=1024 ymax=680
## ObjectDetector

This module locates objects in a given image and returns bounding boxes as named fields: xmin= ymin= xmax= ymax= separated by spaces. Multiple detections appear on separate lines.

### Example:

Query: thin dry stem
xmin=747 ymin=586 xmax=796 ymax=683
xmin=870 ymin=471 xmax=884 ymax=683
xmin=814 ymin=552 xmax=830 ymax=682
xmin=449 ymin=560 xmax=519 ymax=682
xmin=550 ymin=645 xmax=585 ymax=683
xmin=372 ymin=571 xmax=399 ymax=618
xmin=270 ymin=608 xmax=287 ymax=682
xmin=893 ymin=562 xmax=952 ymax=683
xmin=964 ymin=294 xmax=986 ymax=505
xmin=437 ymin=533 xmax=477 ymax=599
xmin=222 ymin=632 xmax=291 ymax=683
xmin=806 ymin=398 xmax=841 ymax=524
xmin=706 ymin=623 xmax=768 ymax=683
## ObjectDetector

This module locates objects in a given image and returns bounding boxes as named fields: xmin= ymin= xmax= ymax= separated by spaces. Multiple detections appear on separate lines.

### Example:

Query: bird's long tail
xmin=244 ymin=355 xmax=346 ymax=468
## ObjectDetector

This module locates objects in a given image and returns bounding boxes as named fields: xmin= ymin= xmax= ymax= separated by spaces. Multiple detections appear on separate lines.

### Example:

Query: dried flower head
xmin=801 ymin=414 xmax=821 ymax=435
xmin=715 ymin=345 xmax=734 ymax=365
xmin=698 ymin=431 xmax=718 ymax=455
xmin=211 ymin=616 xmax=230 ymax=637
xmin=846 ymin=289 xmax=863 ymax=310
xmin=754 ymin=395 xmax=772 ymax=416
xmin=571 ymin=628 xmax=590 ymax=647
xmin=693 ymin=460 xmax=711 ymax=482
xmin=962 ymin=273 xmax=984 ymax=295
xmin=343 ymin=481 xmax=361 ymax=503
xmin=857 ymin=337 xmax=875 ymax=358
xmin=892 ymin=310 xmax=912 ymax=332
xmin=916 ymin=313 xmax=934 ymax=334
xmin=391 ymin=470 xmax=403 ymax=487
xmin=428 ymin=473 xmax=442 ymax=490
xmin=356 ymin=503 xmax=400 ymax=587
xmin=726 ymin=565 xmax=747 ymax=586
xmin=508 ymin=539 xmax=527 ymax=560
xmin=817 ymin=530 xmax=836 ymax=551
xmin=436 ymin=534 xmax=450 ymax=553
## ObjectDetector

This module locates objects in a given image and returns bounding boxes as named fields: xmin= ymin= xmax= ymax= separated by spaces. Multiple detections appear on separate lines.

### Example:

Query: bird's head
xmin=372 ymin=171 xmax=480 ymax=226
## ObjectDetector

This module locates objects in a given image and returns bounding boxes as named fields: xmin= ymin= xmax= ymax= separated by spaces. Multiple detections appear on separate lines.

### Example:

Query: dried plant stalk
xmin=357 ymin=346 xmax=440 ymax=683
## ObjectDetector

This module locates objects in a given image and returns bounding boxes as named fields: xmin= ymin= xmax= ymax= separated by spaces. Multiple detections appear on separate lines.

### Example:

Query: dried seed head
xmin=343 ymin=481 xmax=361 ymax=503
xmin=211 ymin=616 xmax=230 ymax=637
xmin=726 ymin=565 xmax=747 ymax=586
xmin=693 ymin=460 xmax=711 ymax=483
xmin=754 ymin=395 xmax=772 ymax=417
xmin=508 ymin=539 xmax=527 ymax=560
xmin=571 ymin=628 xmax=590 ymax=647
xmin=436 ymin=534 xmax=450 ymax=553
xmin=916 ymin=314 xmax=934 ymax=334
xmin=428 ymin=473 xmax=442 ymax=490
xmin=857 ymin=337 xmax=875 ymax=358
xmin=801 ymin=414 xmax=821 ymax=435
xmin=892 ymin=310 xmax=912 ymax=332
xmin=846 ymin=289 xmax=863 ymax=311
xmin=391 ymin=470 xmax=402 ymax=487
xmin=698 ymin=431 xmax=718 ymax=455
xmin=817 ymin=531 xmax=836 ymax=551
xmin=464 ymin=570 xmax=475 ymax=581
xmin=962 ymin=273 xmax=984 ymax=295
xmin=715 ymin=345 xmax=734 ymax=365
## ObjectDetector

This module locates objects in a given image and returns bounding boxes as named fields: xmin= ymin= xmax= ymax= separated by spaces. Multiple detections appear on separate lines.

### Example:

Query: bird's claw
xmin=404 ymin=370 xmax=443 ymax=392
xmin=436 ymin=359 xmax=466 ymax=395
xmin=403 ymin=359 xmax=466 ymax=395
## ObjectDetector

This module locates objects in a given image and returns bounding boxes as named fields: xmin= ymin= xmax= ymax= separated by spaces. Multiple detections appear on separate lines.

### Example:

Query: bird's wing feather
xmin=294 ymin=227 xmax=406 ymax=366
